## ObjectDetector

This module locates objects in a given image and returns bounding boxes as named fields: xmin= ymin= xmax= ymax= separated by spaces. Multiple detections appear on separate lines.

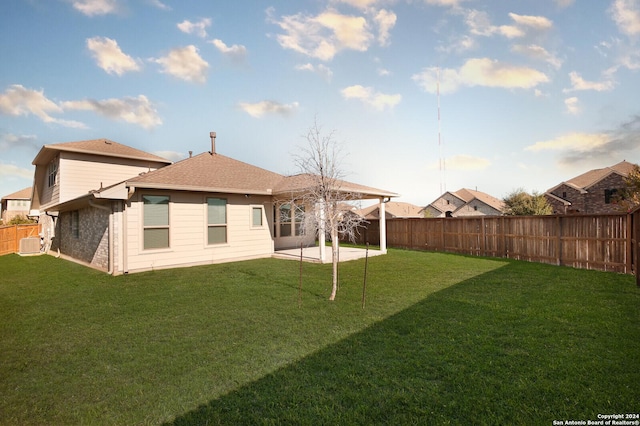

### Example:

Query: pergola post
xmin=379 ymin=197 xmax=387 ymax=254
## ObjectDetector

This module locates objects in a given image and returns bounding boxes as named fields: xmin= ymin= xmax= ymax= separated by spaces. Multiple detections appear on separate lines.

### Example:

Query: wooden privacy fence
xmin=355 ymin=214 xmax=633 ymax=274
xmin=0 ymin=224 xmax=41 ymax=256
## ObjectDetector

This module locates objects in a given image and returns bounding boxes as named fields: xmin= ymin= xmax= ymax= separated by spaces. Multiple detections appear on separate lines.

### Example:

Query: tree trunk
xmin=329 ymin=229 xmax=339 ymax=300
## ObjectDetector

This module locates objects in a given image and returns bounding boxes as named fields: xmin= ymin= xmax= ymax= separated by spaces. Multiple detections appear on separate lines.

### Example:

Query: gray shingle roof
xmin=127 ymin=152 xmax=398 ymax=198
xmin=32 ymin=139 xmax=171 ymax=165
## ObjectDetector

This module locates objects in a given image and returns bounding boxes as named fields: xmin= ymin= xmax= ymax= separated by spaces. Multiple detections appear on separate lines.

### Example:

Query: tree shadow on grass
xmin=165 ymin=263 xmax=639 ymax=425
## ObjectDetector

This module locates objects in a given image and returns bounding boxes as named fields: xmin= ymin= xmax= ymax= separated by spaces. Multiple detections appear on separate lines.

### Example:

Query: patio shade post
xmin=379 ymin=197 xmax=387 ymax=254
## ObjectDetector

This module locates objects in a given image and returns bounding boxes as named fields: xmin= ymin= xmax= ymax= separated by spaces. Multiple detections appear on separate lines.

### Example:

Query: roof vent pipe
xmin=210 ymin=132 xmax=216 ymax=154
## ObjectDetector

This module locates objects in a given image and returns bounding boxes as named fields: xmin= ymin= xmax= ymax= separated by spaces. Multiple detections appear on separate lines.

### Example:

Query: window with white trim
xmin=207 ymin=198 xmax=227 ymax=244
xmin=48 ymin=160 xmax=58 ymax=188
xmin=252 ymin=206 xmax=263 ymax=227
xmin=278 ymin=202 xmax=304 ymax=237
xmin=143 ymin=195 xmax=170 ymax=250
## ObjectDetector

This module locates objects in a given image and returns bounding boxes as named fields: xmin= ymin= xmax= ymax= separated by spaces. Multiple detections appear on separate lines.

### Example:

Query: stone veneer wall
xmin=56 ymin=206 xmax=109 ymax=271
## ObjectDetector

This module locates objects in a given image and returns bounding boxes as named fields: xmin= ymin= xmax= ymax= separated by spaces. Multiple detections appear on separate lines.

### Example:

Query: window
xmin=252 ymin=206 xmax=263 ymax=227
xmin=605 ymin=189 xmax=619 ymax=204
xmin=278 ymin=203 xmax=304 ymax=237
xmin=48 ymin=160 xmax=58 ymax=187
xmin=70 ymin=210 xmax=79 ymax=238
xmin=207 ymin=198 xmax=227 ymax=244
xmin=143 ymin=195 xmax=169 ymax=250
xmin=279 ymin=204 xmax=292 ymax=237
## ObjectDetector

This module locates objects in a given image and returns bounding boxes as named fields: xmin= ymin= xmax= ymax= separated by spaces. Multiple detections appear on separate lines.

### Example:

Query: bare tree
xmin=293 ymin=120 xmax=367 ymax=301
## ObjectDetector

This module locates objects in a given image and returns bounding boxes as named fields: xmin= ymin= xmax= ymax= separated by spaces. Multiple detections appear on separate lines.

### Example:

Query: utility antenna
xmin=437 ymin=67 xmax=446 ymax=194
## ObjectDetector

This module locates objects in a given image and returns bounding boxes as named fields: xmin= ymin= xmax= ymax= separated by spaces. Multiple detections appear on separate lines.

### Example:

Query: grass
xmin=0 ymin=249 xmax=638 ymax=425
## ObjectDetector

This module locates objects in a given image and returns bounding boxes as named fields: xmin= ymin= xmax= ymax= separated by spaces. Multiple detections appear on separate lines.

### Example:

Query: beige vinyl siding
xmin=37 ymin=161 xmax=60 ymax=210
xmin=58 ymin=152 xmax=167 ymax=204
xmin=124 ymin=191 xmax=275 ymax=273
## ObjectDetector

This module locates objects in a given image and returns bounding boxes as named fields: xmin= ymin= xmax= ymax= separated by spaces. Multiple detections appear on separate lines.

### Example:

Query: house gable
xmin=32 ymin=139 xmax=171 ymax=211
xmin=545 ymin=160 xmax=636 ymax=214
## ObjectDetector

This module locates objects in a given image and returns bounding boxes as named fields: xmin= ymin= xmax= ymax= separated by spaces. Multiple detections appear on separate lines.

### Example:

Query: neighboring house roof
xmin=547 ymin=160 xmax=636 ymax=194
xmin=32 ymin=138 xmax=171 ymax=165
xmin=1 ymin=187 xmax=32 ymax=202
xmin=426 ymin=188 xmax=504 ymax=214
xmin=126 ymin=152 xmax=398 ymax=199
xmin=358 ymin=201 xmax=423 ymax=219
xmin=453 ymin=188 xmax=504 ymax=210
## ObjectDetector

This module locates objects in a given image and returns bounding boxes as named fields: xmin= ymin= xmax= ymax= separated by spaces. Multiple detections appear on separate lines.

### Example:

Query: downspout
xmin=45 ymin=211 xmax=59 ymax=257
xmin=89 ymin=200 xmax=113 ymax=275
xmin=123 ymin=186 xmax=136 ymax=274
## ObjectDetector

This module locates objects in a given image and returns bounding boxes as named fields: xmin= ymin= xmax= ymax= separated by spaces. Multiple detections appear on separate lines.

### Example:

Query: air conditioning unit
xmin=19 ymin=237 xmax=41 ymax=255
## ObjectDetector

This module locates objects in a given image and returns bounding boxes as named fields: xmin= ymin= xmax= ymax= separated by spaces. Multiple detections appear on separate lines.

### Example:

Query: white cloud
xmin=331 ymin=0 xmax=378 ymax=9
xmin=152 ymin=45 xmax=209 ymax=83
xmin=374 ymin=9 xmax=396 ymax=46
xmin=564 ymin=71 xmax=615 ymax=92
xmin=177 ymin=18 xmax=211 ymax=38
xmin=564 ymin=97 xmax=580 ymax=115
xmin=86 ymin=36 xmax=141 ymax=76
xmin=268 ymin=8 xmax=373 ymax=61
xmin=153 ymin=151 xmax=186 ymax=162
xmin=511 ymin=44 xmax=562 ymax=69
xmin=70 ymin=0 xmax=120 ymax=16
xmin=0 ymin=133 xmax=38 ymax=151
xmin=412 ymin=59 xmax=549 ymax=94
xmin=238 ymin=100 xmax=299 ymax=118
xmin=610 ymin=0 xmax=640 ymax=36
xmin=525 ymin=132 xmax=610 ymax=152
xmin=445 ymin=155 xmax=491 ymax=171
xmin=61 ymin=95 xmax=162 ymax=129
xmin=0 ymin=163 xmax=34 ymax=180
xmin=147 ymin=0 xmax=170 ymax=10
xmin=209 ymin=39 xmax=247 ymax=63
xmin=508 ymin=13 xmax=553 ymax=31
xmin=340 ymin=85 xmax=401 ymax=111
xmin=463 ymin=10 xmax=552 ymax=40
xmin=0 ymin=84 xmax=84 ymax=128
xmin=295 ymin=63 xmax=334 ymax=80
xmin=425 ymin=0 xmax=468 ymax=6
xmin=555 ymin=0 xmax=575 ymax=8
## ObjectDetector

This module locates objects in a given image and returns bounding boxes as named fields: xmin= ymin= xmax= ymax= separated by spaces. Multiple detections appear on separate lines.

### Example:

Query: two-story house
xmin=1 ymin=187 xmax=32 ymax=223
xmin=544 ymin=160 xmax=636 ymax=214
xmin=31 ymin=137 xmax=397 ymax=274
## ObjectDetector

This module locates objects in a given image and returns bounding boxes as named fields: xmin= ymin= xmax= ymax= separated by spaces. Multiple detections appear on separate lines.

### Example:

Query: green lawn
xmin=1 ymin=250 xmax=638 ymax=425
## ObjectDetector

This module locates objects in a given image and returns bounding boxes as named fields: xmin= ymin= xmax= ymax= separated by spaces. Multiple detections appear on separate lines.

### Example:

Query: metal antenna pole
xmin=437 ymin=67 xmax=445 ymax=194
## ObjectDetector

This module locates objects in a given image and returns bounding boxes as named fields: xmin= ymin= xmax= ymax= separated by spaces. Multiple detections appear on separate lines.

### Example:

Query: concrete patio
xmin=273 ymin=245 xmax=384 ymax=264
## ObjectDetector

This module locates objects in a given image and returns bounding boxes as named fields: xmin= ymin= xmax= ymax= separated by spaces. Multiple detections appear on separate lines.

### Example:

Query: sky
xmin=1 ymin=0 xmax=639 ymax=207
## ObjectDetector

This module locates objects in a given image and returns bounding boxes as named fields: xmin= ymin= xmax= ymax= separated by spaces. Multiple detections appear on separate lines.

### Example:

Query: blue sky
xmin=1 ymin=0 xmax=639 ymax=206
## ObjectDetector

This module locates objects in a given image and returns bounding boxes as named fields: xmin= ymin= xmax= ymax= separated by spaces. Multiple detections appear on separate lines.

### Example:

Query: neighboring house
xmin=0 ymin=187 xmax=32 ymax=224
xmin=358 ymin=201 xmax=423 ymax=219
xmin=31 ymin=137 xmax=397 ymax=274
xmin=545 ymin=160 xmax=636 ymax=214
xmin=422 ymin=188 xmax=504 ymax=217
